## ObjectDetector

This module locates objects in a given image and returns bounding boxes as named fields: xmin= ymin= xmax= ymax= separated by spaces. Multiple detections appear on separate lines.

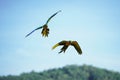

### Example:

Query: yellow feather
xmin=52 ymin=43 xmax=59 ymax=50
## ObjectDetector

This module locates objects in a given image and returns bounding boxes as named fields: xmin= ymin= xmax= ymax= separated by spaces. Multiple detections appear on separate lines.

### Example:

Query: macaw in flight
xmin=25 ymin=10 xmax=61 ymax=37
xmin=52 ymin=40 xmax=82 ymax=55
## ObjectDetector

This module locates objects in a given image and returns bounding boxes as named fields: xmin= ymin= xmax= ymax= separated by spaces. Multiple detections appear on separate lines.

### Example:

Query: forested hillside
xmin=0 ymin=64 xmax=120 ymax=80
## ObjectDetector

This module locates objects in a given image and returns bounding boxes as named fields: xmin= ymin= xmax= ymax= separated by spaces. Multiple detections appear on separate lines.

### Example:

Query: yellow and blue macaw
xmin=25 ymin=10 xmax=61 ymax=37
xmin=52 ymin=40 xmax=82 ymax=55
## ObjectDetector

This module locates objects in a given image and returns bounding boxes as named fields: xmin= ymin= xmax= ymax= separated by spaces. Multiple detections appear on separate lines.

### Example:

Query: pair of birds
xmin=25 ymin=10 xmax=82 ymax=55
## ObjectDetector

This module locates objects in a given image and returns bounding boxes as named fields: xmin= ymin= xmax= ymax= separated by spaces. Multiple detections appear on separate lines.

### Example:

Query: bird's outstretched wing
xmin=25 ymin=26 xmax=43 ymax=37
xmin=46 ymin=10 xmax=61 ymax=24
xmin=52 ymin=40 xmax=67 ymax=49
xmin=71 ymin=41 xmax=82 ymax=54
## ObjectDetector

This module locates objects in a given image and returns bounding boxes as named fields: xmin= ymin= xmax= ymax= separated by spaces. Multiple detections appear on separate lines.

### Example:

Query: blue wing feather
xmin=46 ymin=10 xmax=61 ymax=24
xmin=25 ymin=26 xmax=43 ymax=37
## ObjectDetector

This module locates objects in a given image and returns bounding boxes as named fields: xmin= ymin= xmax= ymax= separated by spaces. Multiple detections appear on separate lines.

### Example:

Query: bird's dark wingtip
xmin=78 ymin=52 xmax=82 ymax=55
xmin=25 ymin=34 xmax=29 ymax=37
xmin=25 ymin=35 xmax=28 ymax=38
xmin=58 ymin=10 xmax=62 ymax=12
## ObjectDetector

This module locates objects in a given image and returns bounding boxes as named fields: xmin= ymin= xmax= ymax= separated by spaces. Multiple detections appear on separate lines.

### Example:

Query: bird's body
xmin=25 ymin=10 xmax=61 ymax=37
xmin=52 ymin=40 xmax=82 ymax=55
xmin=41 ymin=24 xmax=49 ymax=37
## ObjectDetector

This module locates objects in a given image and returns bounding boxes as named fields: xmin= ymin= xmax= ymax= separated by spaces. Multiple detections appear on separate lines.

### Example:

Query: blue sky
xmin=0 ymin=0 xmax=120 ymax=75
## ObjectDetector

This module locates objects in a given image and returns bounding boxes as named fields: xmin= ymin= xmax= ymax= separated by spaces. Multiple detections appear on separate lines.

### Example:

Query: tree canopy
xmin=0 ymin=64 xmax=120 ymax=80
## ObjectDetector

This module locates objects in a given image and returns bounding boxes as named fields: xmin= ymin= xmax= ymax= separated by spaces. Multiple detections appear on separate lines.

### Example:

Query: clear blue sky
xmin=0 ymin=0 xmax=120 ymax=75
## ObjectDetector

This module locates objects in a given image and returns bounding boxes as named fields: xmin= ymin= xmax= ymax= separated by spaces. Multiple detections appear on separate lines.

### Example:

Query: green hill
xmin=0 ymin=64 xmax=120 ymax=80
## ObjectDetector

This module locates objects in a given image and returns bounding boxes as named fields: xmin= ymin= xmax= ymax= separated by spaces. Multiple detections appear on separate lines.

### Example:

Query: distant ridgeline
xmin=0 ymin=65 xmax=120 ymax=80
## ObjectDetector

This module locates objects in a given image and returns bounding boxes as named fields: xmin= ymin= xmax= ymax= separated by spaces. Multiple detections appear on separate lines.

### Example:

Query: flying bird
xmin=25 ymin=10 xmax=61 ymax=37
xmin=52 ymin=40 xmax=82 ymax=55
